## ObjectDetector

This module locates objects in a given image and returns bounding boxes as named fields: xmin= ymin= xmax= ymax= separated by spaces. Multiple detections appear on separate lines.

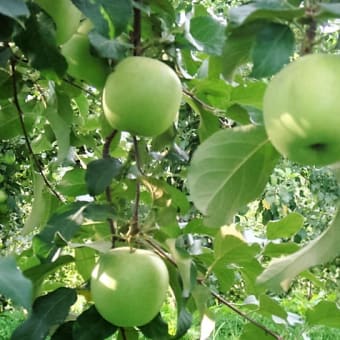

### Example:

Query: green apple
xmin=102 ymin=56 xmax=182 ymax=137
xmin=263 ymin=54 xmax=340 ymax=166
xmin=61 ymin=33 xmax=109 ymax=89
xmin=35 ymin=0 xmax=82 ymax=45
xmin=91 ymin=247 xmax=169 ymax=327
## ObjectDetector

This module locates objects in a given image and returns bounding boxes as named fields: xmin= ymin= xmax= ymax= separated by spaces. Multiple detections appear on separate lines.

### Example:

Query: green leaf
xmin=257 ymin=208 xmax=340 ymax=291
xmin=85 ymin=157 xmax=122 ymax=196
xmin=251 ymin=23 xmax=295 ymax=78
xmin=11 ymin=287 xmax=77 ymax=340
xmin=0 ymin=256 xmax=33 ymax=310
xmin=189 ymin=16 xmax=226 ymax=56
xmin=187 ymin=125 xmax=280 ymax=226
xmin=33 ymin=203 xmax=87 ymax=259
xmin=266 ymin=212 xmax=304 ymax=240
xmin=75 ymin=247 xmax=96 ymax=281
xmin=72 ymin=0 xmax=133 ymax=37
xmin=229 ymin=1 xmax=304 ymax=27
xmin=72 ymin=305 xmax=118 ymax=339
xmin=0 ymin=0 xmax=29 ymax=21
xmin=306 ymin=301 xmax=340 ymax=328
xmin=51 ymin=321 xmax=74 ymax=339
xmin=222 ymin=24 xmax=257 ymax=80
xmin=0 ymin=104 xmax=35 ymax=140
xmin=24 ymin=255 xmax=74 ymax=296
xmin=230 ymin=81 xmax=267 ymax=110
xmin=259 ymin=294 xmax=287 ymax=320
xmin=57 ymin=168 xmax=87 ymax=197
xmin=240 ymin=323 xmax=274 ymax=340
xmin=263 ymin=242 xmax=300 ymax=258
xmin=14 ymin=13 xmax=67 ymax=80
xmin=23 ymin=173 xmax=59 ymax=235
xmin=88 ymin=31 xmax=130 ymax=60
xmin=139 ymin=313 xmax=169 ymax=340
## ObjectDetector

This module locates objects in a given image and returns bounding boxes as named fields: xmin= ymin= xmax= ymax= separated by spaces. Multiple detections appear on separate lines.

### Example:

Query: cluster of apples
xmin=35 ymin=0 xmax=181 ymax=327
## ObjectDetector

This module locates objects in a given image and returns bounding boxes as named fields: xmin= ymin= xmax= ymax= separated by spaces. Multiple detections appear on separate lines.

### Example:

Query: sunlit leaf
xmin=257 ymin=208 xmax=340 ymax=291
xmin=188 ymin=125 xmax=280 ymax=226
xmin=306 ymin=301 xmax=340 ymax=328
xmin=266 ymin=212 xmax=304 ymax=240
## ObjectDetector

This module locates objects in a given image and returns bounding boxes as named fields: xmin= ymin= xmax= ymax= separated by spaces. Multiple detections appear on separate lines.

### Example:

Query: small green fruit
xmin=263 ymin=54 xmax=340 ymax=166
xmin=35 ymin=0 xmax=82 ymax=45
xmin=91 ymin=247 xmax=169 ymax=327
xmin=61 ymin=33 xmax=109 ymax=89
xmin=103 ymin=56 xmax=182 ymax=137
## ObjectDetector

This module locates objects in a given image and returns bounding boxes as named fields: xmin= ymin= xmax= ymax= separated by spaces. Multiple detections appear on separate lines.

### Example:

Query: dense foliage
xmin=0 ymin=0 xmax=339 ymax=339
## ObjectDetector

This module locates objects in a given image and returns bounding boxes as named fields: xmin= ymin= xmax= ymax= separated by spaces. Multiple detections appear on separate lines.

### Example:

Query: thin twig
xmin=129 ymin=136 xmax=142 ymax=236
xmin=102 ymin=129 xmax=119 ymax=248
xmin=144 ymin=237 xmax=283 ymax=340
xmin=183 ymin=88 xmax=226 ymax=115
xmin=131 ymin=2 xmax=142 ymax=56
xmin=10 ymin=59 xmax=65 ymax=203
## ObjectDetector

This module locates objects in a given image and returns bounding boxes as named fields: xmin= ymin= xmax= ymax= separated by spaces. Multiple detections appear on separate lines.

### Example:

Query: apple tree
xmin=0 ymin=0 xmax=339 ymax=339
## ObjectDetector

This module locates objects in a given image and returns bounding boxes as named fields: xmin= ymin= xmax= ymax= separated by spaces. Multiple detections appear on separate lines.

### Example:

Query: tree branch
xmin=10 ymin=59 xmax=65 ymax=203
xmin=102 ymin=129 xmax=119 ymax=248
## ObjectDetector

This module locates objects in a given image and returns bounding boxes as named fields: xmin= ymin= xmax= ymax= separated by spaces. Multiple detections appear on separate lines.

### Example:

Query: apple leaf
xmin=306 ymin=301 xmax=340 ymax=328
xmin=71 ymin=0 xmax=133 ymax=37
xmin=0 ymin=0 xmax=29 ymax=21
xmin=266 ymin=212 xmax=304 ymax=240
xmin=230 ymin=81 xmax=267 ymax=110
xmin=228 ymin=1 xmax=304 ymax=27
xmin=189 ymin=16 xmax=226 ymax=56
xmin=57 ymin=168 xmax=87 ymax=197
xmin=222 ymin=24 xmax=256 ymax=80
xmin=23 ymin=173 xmax=59 ymax=235
xmin=240 ymin=323 xmax=274 ymax=340
xmin=259 ymin=294 xmax=287 ymax=320
xmin=11 ymin=287 xmax=77 ymax=340
xmin=251 ymin=22 xmax=295 ymax=78
xmin=257 ymin=207 xmax=340 ymax=291
xmin=187 ymin=125 xmax=280 ymax=227
xmin=14 ymin=12 xmax=67 ymax=80
xmin=0 ymin=256 xmax=33 ymax=310
xmin=85 ymin=157 xmax=122 ymax=196
xmin=75 ymin=247 xmax=96 ymax=281
xmin=72 ymin=305 xmax=118 ymax=339
xmin=139 ymin=313 xmax=169 ymax=340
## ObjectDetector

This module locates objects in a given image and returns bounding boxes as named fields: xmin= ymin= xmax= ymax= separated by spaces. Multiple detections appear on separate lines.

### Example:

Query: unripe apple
xmin=61 ymin=33 xmax=109 ymax=89
xmin=102 ymin=56 xmax=182 ymax=137
xmin=34 ymin=0 xmax=82 ymax=45
xmin=91 ymin=247 xmax=169 ymax=327
xmin=263 ymin=54 xmax=340 ymax=166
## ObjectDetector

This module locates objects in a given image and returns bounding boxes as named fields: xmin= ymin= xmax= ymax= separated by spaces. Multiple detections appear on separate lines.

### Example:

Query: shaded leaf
xmin=72 ymin=305 xmax=118 ymax=339
xmin=14 ymin=13 xmax=67 ymax=79
xmin=187 ymin=125 xmax=280 ymax=226
xmin=71 ymin=0 xmax=133 ymax=37
xmin=189 ymin=16 xmax=226 ymax=56
xmin=266 ymin=212 xmax=304 ymax=240
xmin=240 ymin=322 xmax=274 ymax=340
xmin=263 ymin=242 xmax=300 ymax=258
xmin=0 ymin=256 xmax=33 ymax=310
xmin=251 ymin=23 xmax=295 ymax=78
xmin=259 ymin=294 xmax=287 ymax=320
xmin=11 ymin=287 xmax=77 ymax=340
xmin=229 ymin=1 xmax=304 ymax=27
xmin=85 ymin=158 xmax=122 ymax=196
xmin=139 ymin=313 xmax=169 ymax=340
xmin=0 ymin=0 xmax=29 ymax=21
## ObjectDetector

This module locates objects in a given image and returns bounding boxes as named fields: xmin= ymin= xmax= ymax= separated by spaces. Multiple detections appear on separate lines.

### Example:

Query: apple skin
xmin=61 ymin=33 xmax=109 ymax=89
xmin=34 ymin=0 xmax=82 ymax=45
xmin=91 ymin=247 xmax=169 ymax=327
xmin=102 ymin=56 xmax=182 ymax=137
xmin=263 ymin=54 xmax=340 ymax=166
